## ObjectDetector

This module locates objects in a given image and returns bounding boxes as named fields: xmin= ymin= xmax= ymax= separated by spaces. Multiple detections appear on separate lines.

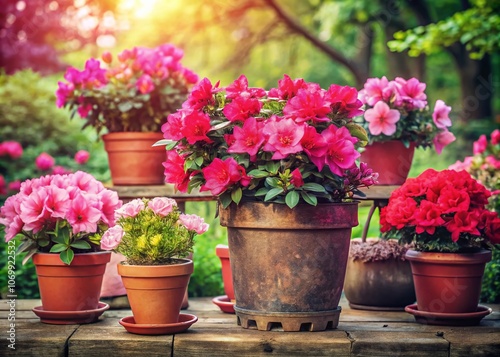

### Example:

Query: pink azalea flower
xmin=359 ymin=77 xmax=398 ymax=106
xmin=433 ymin=130 xmax=456 ymax=154
xmin=99 ymin=189 xmax=122 ymax=226
xmin=148 ymin=197 xmax=177 ymax=217
xmin=394 ymin=77 xmax=427 ymax=110
xmin=74 ymin=150 xmax=90 ymax=165
xmin=225 ymin=74 xmax=266 ymax=99
xmin=448 ymin=157 xmax=473 ymax=172
xmin=0 ymin=141 xmax=23 ymax=159
xmin=283 ymin=87 xmax=331 ymax=123
xmin=301 ymin=125 xmax=327 ymax=168
xmin=35 ymin=153 xmax=55 ymax=171
xmin=101 ymin=51 xmax=112 ymax=64
xmin=326 ymin=84 xmax=363 ymax=119
xmin=227 ymin=117 xmax=265 ymax=158
xmin=200 ymin=157 xmax=246 ymax=195
xmin=51 ymin=166 xmax=69 ymax=175
xmin=7 ymin=180 xmax=21 ymax=192
xmin=115 ymin=198 xmax=145 ymax=219
xmin=179 ymin=213 xmax=209 ymax=234
xmin=268 ymin=74 xmax=307 ymax=100
xmin=223 ymin=97 xmax=262 ymax=123
xmin=100 ymin=225 xmax=124 ymax=250
xmin=432 ymin=100 xmax=452 ymax=129
xmin=43 ymin=186 xmax=70 ymax=219
xmin=77 ymin=102 xmax=92 ymax=118
xmin=290 ymin=168 xmax=304 ymax=188
xmin=136 ymin=74 xmax=155 ymax=94
xmin=181 ymin=68 xmax=199 ymax=84
xmin=321 ymin=126 xmax=360 ymax=176
xmin=0 ymin=175 xmax=6 ymax=196
xmin=473 ymin=134 xmax=488 ymax=155
xmin=20 ymin=189 xmax=50 ymax=233
xmin=67 ymin=193 xmax=102 ymax=234
xmin=162 ymin=111 xmax=185 ymax=141
xmin=183 ymin=77 xmax=219 ymax=111
xmin=163 ymin=150 xmax=190 ymax=192
xmin=55 ymin=81 xmax=74 ymax=108
xmin=263 ymin=117 xmax=305 ymax=159
xmin=491 ymin=129 xmax=500 ymax=145
xmin=364 ymin=101 xmax=400 ymax=136
xmin=70 ymin=171 xmax=104 ymax=194
xmin=181 ymin=110 xmax=213 ymax=144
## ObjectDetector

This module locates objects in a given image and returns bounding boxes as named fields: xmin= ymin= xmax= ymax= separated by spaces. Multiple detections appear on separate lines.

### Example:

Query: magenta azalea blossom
xmin=163 ymin=150 xmax=191 ymax=192
xmin=225 ymin=74 xmax=266 ymax=99
xmin=0 ymin=141 xmax=23 ymax=159
xmin=223 ymin=97 xmax=262 ymax=123
xmin=283 ymin=88 xmax=331 ymax=123
xmin=263 ymin=117 xmax=305 ymax=159
xmin=326 ymin=84 xmax=363 ymax=119
xmin=364 ymin=101 xmax=400 ymax=136
xmin=183 ymin=77 xmax=219 ymax=111
xmin=394 ymin=77 xmax=427 ymax=110
xmin=74 ymin=150 xmax=90 ymax=165
xmin=321 ymin=126 xmax=360 ymax=175
xmin=473 ymin=134 xmax=488 ymax=155
xmin=181 ymin=110 xmax=213 ymax=144
xmin=162 ymin=111 xmax=185 ymax=141
xmin=136 ymin=74 xmax=155 ymax=94
xmin=200 ymin=158 xmax=247 ymax=195
xmin=35 ymin=152 xmax=55 ymax=171
xmin=433 ymin=130 xmax=456 ymax=154
xmin=228 ymin=117 xmax=265 ymax=158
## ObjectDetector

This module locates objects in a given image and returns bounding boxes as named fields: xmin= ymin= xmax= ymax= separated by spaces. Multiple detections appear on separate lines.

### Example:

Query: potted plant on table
xmin=381 ymin=168 xmax=500 ymax=325
xmin=55 ymin=43 xmax=199 ymax=186
xmin=99 ymin=197 xmax=208 ymax=335
xmin=356 ymin=76 xmax=456 ymax=185
xmin=157 ymin=74 xmax=378 ymax=331
xmin=0 ymin=171 xmax=122 ymax=324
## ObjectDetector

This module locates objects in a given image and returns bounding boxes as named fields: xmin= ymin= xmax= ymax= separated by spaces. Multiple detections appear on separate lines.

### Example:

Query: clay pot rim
xmin=117 ymin=258 xmax=193 ymax=277
xmin=405 ymin=249 xmax=492 ymax=264
xmin=33 ymin=251 xmax=111 ymax=266
xmin=102 ymin=132 xmax=163 ymax=139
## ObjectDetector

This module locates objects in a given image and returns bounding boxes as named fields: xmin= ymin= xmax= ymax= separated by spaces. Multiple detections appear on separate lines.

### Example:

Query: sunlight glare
xmin=119 ymin=0 xmax=160 ymax=19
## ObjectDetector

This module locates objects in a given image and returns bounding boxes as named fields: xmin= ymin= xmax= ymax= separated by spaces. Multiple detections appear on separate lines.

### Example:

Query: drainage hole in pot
xmin=247 ymin=319 xmax=258 ymax=329
xmin=300 ymin=323 xmax=312 ymax=331
xmin=268 ymin=322 xmax=283 ymax=331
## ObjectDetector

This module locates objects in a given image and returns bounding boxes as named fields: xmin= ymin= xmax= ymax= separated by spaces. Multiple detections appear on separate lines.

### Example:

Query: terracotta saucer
xmin=32 ymin=302 xmax=109 ymax=325
xmin=212 ymin=295 xmax=235 ymax=314
xmin=119 ymin=314 xmax=198 ymax=335
xmin=405 ymin=304 xmax=492 ymax=326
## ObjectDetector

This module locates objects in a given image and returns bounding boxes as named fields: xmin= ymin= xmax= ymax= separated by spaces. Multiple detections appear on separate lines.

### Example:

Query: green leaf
xmin=51 ymin=235 xmax=66 ymax=245
xmin=118 ymin=101 xmax=133 ymax=112
xmin=285 ymin=191 xmax=300 ymax=209
xmin=194 ymin=156 xmax=204 ymax=166
xmin=231 ymin=187 xmax=243 ymax=204
xmin=50 ymin=244 xmax=68 ymax=253
xmin=265 ymin=161 xmax=281 ymax=174
xmin=60 ymin=249 xmax=75 ymax=265
xmin=302 ymin=183 xmax=327 ymax=193
xmin=264 ymin=187 xmax=284 ymax=201
xmin=152 ymin=139 xmax=175 ymax=147
xmin=70 ymin=241 xmax=92 ymax=250
xmin=301 ymin=191 xmax=318 ymax=206
xmin=247 ymin=169 xmax=269 ymax=178
xmin=254 ymin=188 xmax=268 ymax=196
xmin=219 ymin=192 xmax=232 ymax=209
xmin=265 ymin=177 xmax=280 ymax=188
xmin=38 ymin=238 xmax=51 ymax=247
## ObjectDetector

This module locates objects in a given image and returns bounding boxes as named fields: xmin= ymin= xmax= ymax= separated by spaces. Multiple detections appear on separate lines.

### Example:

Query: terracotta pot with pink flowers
xmin=55 ymin=43 xmax=199 ymax=186
xmin=381 ymin=168 xmax=500 ymax=326
xmin=356 ymin=77 xmax=456 ymax=185
xmin=0 ymin=171 xmax=123 ymax=324
xmin=99 ymin=197 xmax=209 ymax=335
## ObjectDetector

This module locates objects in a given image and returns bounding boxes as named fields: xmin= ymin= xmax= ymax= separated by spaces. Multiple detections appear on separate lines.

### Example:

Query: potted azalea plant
xmin=99 ymin=197 xmax=208 ymax=333
xmin=0 ymin=171 xmax=122 ymax=323
xmin=356 ymin=76 xmax=456 ymax=184
xmin=380 ymin=168 xmax=500 ymax=325
xmin=56 ymin=43 xmax=199 ymax=185
xmin=157 ymin=74 xmax=378 ymax=332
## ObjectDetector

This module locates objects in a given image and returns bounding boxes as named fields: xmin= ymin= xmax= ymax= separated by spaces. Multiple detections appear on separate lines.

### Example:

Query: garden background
xmin=1 ymin=0 xmax=499 ymax=301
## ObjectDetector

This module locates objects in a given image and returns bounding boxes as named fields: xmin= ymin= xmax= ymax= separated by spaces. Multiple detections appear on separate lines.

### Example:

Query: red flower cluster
xmin=381 ymin=169 xmax=500 ymax=252
xmin=160 ymin=74 xmax=377 ymax=208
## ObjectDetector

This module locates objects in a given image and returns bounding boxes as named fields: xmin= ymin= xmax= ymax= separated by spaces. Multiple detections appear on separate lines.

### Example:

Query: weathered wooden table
xmin=2 ymin=296 xmax=499 ymax=356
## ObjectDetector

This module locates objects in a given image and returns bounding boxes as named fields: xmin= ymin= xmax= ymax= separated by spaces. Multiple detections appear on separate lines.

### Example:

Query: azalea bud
xmin=101 ymin=51 xmax=112 ymax=64
xmin=35 ymin=152 xmax=55 ymax=171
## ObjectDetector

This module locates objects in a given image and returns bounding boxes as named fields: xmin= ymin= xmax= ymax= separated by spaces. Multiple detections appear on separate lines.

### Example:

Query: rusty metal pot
xmin=219 ymin=201 xmax=358 ymax=332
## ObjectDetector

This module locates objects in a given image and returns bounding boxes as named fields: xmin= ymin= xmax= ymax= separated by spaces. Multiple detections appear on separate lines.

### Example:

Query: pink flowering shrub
xmin=449 ymin=129 xmax=500 ymax=214
xmin=357 ymin=76 xmax=455 ymax=153
xmin=0 ymin=171 xmax=122 ymax=264
xmin=159 ymin=74 xmax=378 ymax=209
xmin=56 ymin=43 xmax=199 ymax=135
xmin=100 ymin=197 xmax=208 ymax=265
xmin=380 ymin=169 xmax=500 ymax=252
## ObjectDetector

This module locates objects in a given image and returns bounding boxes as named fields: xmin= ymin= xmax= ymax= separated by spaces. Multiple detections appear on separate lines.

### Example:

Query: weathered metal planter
xmin=219 ymin=201 xmax=358 ymax=332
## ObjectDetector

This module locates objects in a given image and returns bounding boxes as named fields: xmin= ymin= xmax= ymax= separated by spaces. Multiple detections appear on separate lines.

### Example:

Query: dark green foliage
xmin=481 ymin=248 xmax=500 ymax=303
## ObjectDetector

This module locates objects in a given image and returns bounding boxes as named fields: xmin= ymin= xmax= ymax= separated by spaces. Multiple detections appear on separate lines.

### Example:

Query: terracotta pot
xmin=360 ymin=141 xmax=416 ymax=185
xmin=344 ymin=238 xmax=415 ymax=310
xmin=33 ymin=252 xmax=111 ymax=311
xmin=215 ymin=244 xmax=234 ymax=301
xmin=406 ymin=249 xmax=492 ymax=313
xmin=117 ymin=259 xmax=193 ymax=324
xmin=219 ymin=201 xmax=358 ymax=332
xmin=102 ymin=132 xmax=166 ymax=186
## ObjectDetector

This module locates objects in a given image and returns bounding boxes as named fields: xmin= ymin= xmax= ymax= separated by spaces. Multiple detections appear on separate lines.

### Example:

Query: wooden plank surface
xmin=1 ymin=297 xmax=499 ymax=356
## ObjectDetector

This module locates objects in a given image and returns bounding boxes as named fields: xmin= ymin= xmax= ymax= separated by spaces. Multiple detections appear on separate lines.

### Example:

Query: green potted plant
xmin=99 ymin=197 xmax=208 ymax=334
xmin=157 ymin=74 xmax=378 ymax=331
xmin=381 ymin=168 xmax=500 ymax=325
xmin=356 ymin=76 xmax=456 ymax=184
xmin=55 ymin=43 xmax=199 ymax=185
xmin=0 ymin=171 xmax=122 ymax=324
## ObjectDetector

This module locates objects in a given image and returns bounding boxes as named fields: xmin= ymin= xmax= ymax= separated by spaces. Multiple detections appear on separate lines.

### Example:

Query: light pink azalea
xmin=433 ymin=130 xmax=456 ymax=154
xmin=148 ymin=197 xmax=177 ymax=217
xmin=179 ymin=213 xmax=209 ymax=234
xmin=100 ymin=225 xmax=125 ymax=250
xmin=394 ymin=77 xmax=427 ymax=110
xmin=115 ymin=199 xmax=145 ymax=219
xmin=67 ymin=193 xmax=102 ymax=234
xmin=364 ymin=101 xmax=400 ymax=136
xmin=262 ymin=117 xmax=305 ymax=159
xmin=473 ymin=135 xmax=488 ymax=155
xmin=432 ymin=100 xmax=452 ymax=129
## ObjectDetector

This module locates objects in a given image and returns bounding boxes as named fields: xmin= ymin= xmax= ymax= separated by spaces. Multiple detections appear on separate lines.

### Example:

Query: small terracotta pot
xmin=215 ymin=244 xmax=234 ymax=301
xmin=360 ymin=141 xmax=416 ymax=185
xmin=118 ymin=259 xmax=193 ymax=324
xmin=406 ymin=249 xmax=492 ymax=314
xmin=33 ymin=252 xmax=111 ymax=311
xmin=102 ymin=132 xmax=166 ymax=186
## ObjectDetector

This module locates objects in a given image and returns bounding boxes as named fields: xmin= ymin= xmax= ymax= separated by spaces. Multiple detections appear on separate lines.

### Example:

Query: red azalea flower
xmin=225 ymin=74 xmax=266 ymax=99
xmin=414 ymin=200 xmax=446 ymax=235
xmin=228 ymin=117 xmax=265 ymax=157
xmin=437 ymin=186 xmax=470 ymax=214
xmin=162 ymin=111 xmax=186 ymax=141
xmin=268 ymin=74 xmax=306 ymax=100
xmin=183 ymin=77 xmax=219 ymax=111
xmin=325 ymin=84 xmax=363 ymax=119
xmin=181 ymin=111 xmax=213 ymax=144
xmin=385 ymin=196 xmax=418 ymax=229
xmin=222 ymin=97 xmax=262 ymax=123
xmin=301 ymin=125 xmax=327 ymax=168
xmin=283 ymin=87 xmax=331 ymax=123
xmin=445 ymin=210 xmax=481 ymax=242
xmin=290 ymin=168 xmax=304 ymax=188
xmin=163 ymin=151 xmax=190 ymax=192
xmin=200 ymin=158 xmax=245 ymax=195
